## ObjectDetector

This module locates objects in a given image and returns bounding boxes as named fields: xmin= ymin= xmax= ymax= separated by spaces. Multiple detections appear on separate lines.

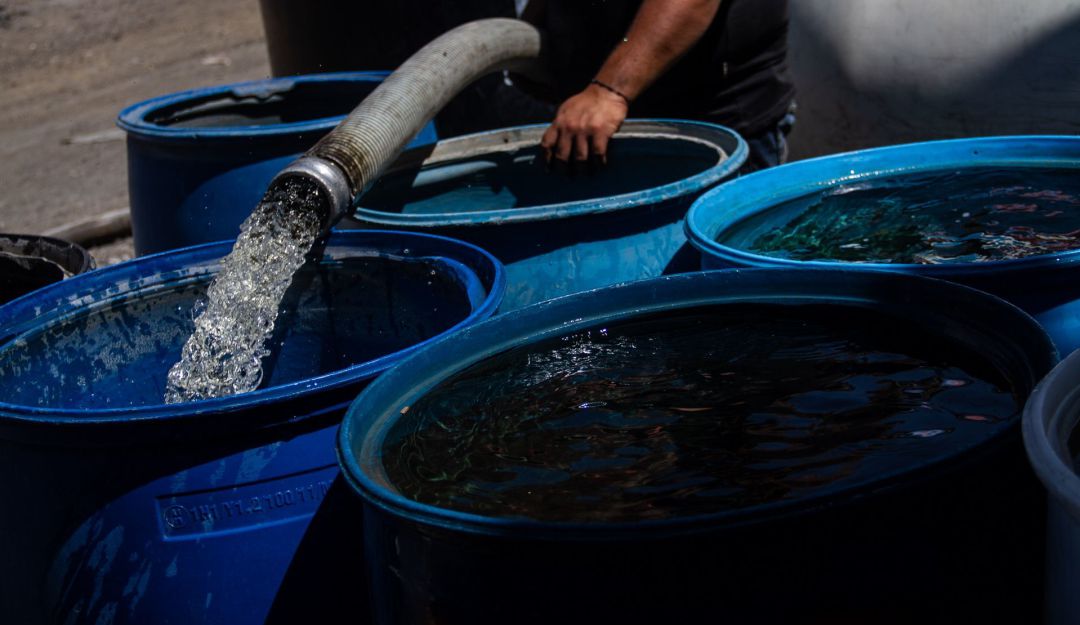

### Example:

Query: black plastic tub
xmin=0 ymin=234 xmax=92 ymax=304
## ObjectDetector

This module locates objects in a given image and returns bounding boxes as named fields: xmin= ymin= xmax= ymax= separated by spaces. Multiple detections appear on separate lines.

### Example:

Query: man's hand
xmin=540 ymin=83 xmax=628 ymax=166
xmin=538 ymin=0 xmax=722 ymax=169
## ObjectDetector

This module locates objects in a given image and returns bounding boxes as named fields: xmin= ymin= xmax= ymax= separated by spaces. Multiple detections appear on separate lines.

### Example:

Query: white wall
xmin=787 ymin=0 xmax=1080 ymax=158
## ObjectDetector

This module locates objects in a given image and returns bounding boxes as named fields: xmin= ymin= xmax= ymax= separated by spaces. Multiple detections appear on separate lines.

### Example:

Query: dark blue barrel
xmin=685 ymin=136 xmax=1080 ymax=355
xmin=0 ymin=230 xmax=503 ymax=623
xmin=1023 ymin=349 xmax=1080 ymax=625
xmin=346 ymin=119 xmax=746 ymax=310
xmin=118 ymin=73 xmax=438 ymax=256
xmin=339 ymin=269 xmax=1056 ymax=625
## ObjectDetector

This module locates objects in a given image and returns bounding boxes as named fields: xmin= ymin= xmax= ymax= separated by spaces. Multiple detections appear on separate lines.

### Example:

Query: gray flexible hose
xmin=271 ymin=18 xmax=543 ymax=229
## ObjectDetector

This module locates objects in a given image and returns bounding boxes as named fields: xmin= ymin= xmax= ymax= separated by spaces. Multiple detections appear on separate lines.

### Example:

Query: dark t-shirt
xmin=534 ymin=0 xmax=795 ymax=137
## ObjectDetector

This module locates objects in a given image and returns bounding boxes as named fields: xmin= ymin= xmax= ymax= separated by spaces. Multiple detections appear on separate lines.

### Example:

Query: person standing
xmin=522 ymin=0 xmax=795 ymax=171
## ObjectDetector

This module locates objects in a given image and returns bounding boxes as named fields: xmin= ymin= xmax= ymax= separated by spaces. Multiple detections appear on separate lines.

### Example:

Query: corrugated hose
xmin=270 ymin=18 xmax=544 ymax=230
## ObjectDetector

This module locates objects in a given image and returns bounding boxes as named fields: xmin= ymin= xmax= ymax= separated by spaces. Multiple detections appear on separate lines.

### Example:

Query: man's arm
xmin=540 ymin=0 xmax=723 ymax=164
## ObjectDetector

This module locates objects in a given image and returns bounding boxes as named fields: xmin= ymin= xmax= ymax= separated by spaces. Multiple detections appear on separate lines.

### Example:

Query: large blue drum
xmin=340 ymin=269 xmax=1055 ymax=625
xmin=0 ymin=230 xmax=502 ymax=624
xmin=119 ymin=73 xmax=438 ymax=255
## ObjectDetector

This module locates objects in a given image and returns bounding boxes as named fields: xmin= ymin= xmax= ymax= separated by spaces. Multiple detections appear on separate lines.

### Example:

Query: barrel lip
xmin=116 ymin=71 xmax=391 ymax=142
xmin=1024 ymin=349 xmax=1080 ymax=521
xmin=340 ymin=268 xmax=1057 ymax=540
xmin=686 ymin=134 xmax=1080 ymax=275
xmin=351 ymin=119 xmax=749 ymax=227
xmin=0 ymin=229 xmax=505 ymax=428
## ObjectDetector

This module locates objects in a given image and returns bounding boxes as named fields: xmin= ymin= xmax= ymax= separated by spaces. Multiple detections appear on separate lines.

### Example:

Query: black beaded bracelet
xmin=589 ymin=79 xmax=632 ymax=106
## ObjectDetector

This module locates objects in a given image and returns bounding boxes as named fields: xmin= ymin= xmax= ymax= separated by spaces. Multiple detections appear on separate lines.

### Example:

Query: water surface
xmin=724 ymin=167 xmax=1080 ymax=264
xmin=0 ymin=254 xmax=473 ymax=410
xmin=383 ymin=304 xmax=1018 ymax=523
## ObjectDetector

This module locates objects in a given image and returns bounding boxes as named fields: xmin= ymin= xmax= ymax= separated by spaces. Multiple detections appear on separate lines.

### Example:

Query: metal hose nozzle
xmin=270 ymin=156 xmax=353 ymax=227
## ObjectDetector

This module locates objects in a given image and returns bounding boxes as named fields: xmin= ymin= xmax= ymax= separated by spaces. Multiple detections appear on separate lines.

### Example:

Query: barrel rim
xmin=340 ymin=268 xmax=1057 ymax=540
xmin=0 ymin=229 xmax=505 ymax=426
xmin=116 ymin=71 xmax=392 ymax=141
xmin=686 ymin=134 xmax=1080 ymax=275
xmin=1023 ymin=348 xmax=1080 ymax=521
xmin=351 ymin=119 xmax=749 ymax=227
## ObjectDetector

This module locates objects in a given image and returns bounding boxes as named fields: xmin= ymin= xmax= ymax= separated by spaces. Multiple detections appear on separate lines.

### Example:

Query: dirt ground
xmin=0 ymin=0 xmax=270 ymax=264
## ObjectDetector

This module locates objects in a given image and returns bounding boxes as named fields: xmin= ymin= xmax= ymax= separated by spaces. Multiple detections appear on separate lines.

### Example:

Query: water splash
xmin=164 ymin=178 xmax=324 ymax=403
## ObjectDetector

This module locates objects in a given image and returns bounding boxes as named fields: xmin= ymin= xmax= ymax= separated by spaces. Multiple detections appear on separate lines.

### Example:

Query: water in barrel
xmin=723 ymin=167 xmax=1080 ymax=264
xmin=0 ymin=247 xmax=473 ymax=410
xmin=381 ymin=304 xmax=1019 ymax=522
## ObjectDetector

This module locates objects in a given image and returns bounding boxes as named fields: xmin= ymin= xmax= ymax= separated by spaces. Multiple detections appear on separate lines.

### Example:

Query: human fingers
xmin=540 ymin=124 xmax=559 ymax=164
xmin=555 ymin=126 xmax=574 ymax=162
xmin=591 ymin=131 xmax=611 ymax=166
xmin=574 ymin=133 xmax=590 ymax=162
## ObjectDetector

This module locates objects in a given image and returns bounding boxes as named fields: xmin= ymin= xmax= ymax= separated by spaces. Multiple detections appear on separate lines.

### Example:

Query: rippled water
xmin=0 ymin=253 xmax=475 ymax=410
xmin=382 ymin=305 xmax=1018 ymax=523
xmin=733 ymin=167 xmax=1080 ymax=264
xmin=164 ymin=178 xmax=324 ymax=403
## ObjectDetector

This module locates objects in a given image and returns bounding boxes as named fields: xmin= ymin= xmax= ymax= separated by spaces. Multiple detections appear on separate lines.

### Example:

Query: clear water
xmin=165 ymin=179 xmax=326 ymax=403
xmin=0 ymin=255 xmax=474 ymax=410
xmin=382 ymin=305 xmax=1018 ymax=523
xmin=729 ymin=167 xmax=1080 ymax=264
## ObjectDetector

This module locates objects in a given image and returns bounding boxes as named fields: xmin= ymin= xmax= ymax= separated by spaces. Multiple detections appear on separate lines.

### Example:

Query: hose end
xmin=270 ymin=156 xmax=354 ymax=230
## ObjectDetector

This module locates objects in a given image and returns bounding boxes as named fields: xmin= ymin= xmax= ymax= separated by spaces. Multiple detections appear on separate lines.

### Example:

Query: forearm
xmin=540 ymin=0 xmax=722 ymax=163
xmin=594 ymin=0 xmax=722 ymax=101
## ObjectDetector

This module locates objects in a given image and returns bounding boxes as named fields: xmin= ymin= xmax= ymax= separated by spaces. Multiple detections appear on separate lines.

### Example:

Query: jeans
xmin=741 ymin=103 xmax=796 ymax=173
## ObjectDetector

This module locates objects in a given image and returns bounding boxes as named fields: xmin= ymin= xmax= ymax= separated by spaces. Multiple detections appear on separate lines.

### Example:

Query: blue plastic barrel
xmin=0 ymin=230 xmax=503 ymax=623
xmin=685 ymin=136 xmax=1080 ymax=355
xmin=1023 ymin=349 xmax=1080 ymax=625
xmin=346 ymin=119 xmax=746 ymax=310
xmin=118 ymin=73 xmax=438 ymax=256
xmin=339 ymin=269 xmax=1056 ymax=625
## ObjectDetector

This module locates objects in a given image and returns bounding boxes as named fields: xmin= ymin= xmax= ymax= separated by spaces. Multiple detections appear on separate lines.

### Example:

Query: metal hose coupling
xmin=269 ymin=156 xmax=354 ymax=229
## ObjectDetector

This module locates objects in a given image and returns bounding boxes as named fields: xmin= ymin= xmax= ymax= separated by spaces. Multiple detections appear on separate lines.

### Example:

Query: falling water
xmin=164 ymin=178 xmax=325 ymax=403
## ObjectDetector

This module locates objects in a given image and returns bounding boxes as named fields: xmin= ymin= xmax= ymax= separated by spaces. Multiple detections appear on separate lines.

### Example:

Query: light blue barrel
xmin=347 ymin=119 xmax=747 ymax=310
